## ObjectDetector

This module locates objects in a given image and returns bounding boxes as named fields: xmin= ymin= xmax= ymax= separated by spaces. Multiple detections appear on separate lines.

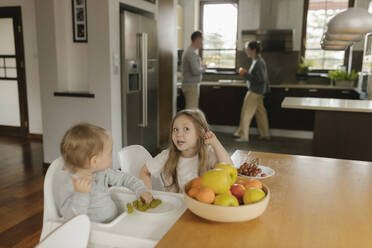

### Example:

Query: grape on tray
xmin=127 ymin=198 xmax=162 ymax=213
xmin=238 ymin=158 xmax=266 ymax=177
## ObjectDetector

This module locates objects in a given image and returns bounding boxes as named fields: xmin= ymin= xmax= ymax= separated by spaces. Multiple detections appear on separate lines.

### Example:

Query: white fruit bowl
xmin=183 ymin=181 xmax=270 ymax=222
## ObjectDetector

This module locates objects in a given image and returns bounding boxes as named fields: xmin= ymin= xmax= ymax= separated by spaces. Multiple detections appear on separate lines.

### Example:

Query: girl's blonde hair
xmin=162 ymin=109 xmax=210 ymax=192
xmin=60 ymin=123 xmax=108 ymax=172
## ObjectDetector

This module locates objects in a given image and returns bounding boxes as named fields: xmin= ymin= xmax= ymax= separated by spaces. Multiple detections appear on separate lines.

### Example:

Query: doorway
xmin=0 ymin=7 xmax=28 ymax=137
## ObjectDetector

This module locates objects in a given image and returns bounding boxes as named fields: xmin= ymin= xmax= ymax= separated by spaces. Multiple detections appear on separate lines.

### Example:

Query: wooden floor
xmin=215 ymin=132 xmax=313 ymax=156
xmin=0 ymin=137 xmax=45 ymax=248
xmin=0 ymin=134 xmax=312 ymax=247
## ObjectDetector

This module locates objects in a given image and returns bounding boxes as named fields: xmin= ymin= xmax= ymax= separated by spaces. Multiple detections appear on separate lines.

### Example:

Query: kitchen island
xmin=282 ymin=97 xmax=372 ymax=161
xmin=156 ymin=150 xmax=372 ymax=248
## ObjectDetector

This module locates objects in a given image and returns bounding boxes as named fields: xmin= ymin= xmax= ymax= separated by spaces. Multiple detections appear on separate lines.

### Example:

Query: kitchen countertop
xmin=282 ymin=97 xmax=372 ymax=113
xmin=177 ymin=81 xmax=357 ymax=90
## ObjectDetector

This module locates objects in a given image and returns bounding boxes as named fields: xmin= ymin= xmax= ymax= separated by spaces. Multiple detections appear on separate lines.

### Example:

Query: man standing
xmin=181 ymin=31 xmax=204 ymax=109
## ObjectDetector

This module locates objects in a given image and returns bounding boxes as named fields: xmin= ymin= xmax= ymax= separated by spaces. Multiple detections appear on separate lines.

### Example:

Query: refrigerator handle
xmin=139 ymin=33 xmax=148 ymax=127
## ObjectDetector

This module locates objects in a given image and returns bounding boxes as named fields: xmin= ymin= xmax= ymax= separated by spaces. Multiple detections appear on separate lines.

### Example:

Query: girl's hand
xmin=71 ymin=177 xmax=92 ymax=194
xmin=204 ymin=131 xmax=218 ymax=147
xmin=140 ymin=192 xmax=153 ymax=205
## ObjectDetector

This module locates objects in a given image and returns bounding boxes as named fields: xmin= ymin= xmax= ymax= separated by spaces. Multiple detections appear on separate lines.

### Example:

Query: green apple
xmin=214 ymin=193 xmax=239 ymax=207
xmin=202 ymin=169 xmax=231 ymax=194
xmin=215 ymin=163 xmax=237 ymax=186
xmin=243 ymin=187 xmax=266 ymax=204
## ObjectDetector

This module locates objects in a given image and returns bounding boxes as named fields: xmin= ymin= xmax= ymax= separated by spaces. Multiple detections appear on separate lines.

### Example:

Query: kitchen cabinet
xmin=266 ymin=87 xmax=360 ymax=131
xmin=199 ymin=85 xmax=247 ymax=125
xmin=177 ymin=84 xmax=360 ymax=131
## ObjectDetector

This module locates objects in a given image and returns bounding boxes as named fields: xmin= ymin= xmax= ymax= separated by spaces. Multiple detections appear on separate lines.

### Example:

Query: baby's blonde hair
xmin=162 ymin=109 xmax=210 ymax=192
xmin=60 ymin=123 xmax=108 ymax=172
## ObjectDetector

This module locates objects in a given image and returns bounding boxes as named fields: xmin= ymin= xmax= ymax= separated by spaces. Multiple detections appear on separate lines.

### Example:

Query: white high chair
xmin=118 ymin=145 xmax=164 ymax=191
xmin=36 ymin=215 xmax=90 ymax=248
xmin=40 ymin=155 xmax=178 ymax=248
xmin=40 ymin=157 xmax=65 ymax=240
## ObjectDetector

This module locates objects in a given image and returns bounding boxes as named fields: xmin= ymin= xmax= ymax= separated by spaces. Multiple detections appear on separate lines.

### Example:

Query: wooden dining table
xmin=155 ymin=150 xmax=372 ymax=248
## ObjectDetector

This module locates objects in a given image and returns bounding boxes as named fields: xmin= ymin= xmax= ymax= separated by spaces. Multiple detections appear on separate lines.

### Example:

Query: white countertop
xmin=282 ymin=97 xmax=372 ymax=113
xmin=177 ymin=81 xmax=356 ymax=90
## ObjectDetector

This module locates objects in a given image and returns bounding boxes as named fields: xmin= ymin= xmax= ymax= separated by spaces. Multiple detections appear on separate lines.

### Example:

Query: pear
xmin=214 ymin=193 xmax=239 ymax=207
xmin=202 ymin=169 xmax=230 ymax=194
xmin=243 ymin=187 xmax=266 ymax=204
xmin=214 ymin=163 xmax=237 ymax=186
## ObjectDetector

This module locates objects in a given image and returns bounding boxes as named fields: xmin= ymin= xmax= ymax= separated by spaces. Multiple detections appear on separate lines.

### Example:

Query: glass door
xmin=0 ymin=7 xmax=28 ymax=137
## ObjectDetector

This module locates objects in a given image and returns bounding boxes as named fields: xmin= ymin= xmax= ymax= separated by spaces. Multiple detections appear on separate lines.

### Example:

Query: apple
xmin=214 ymin=163 xmax=237 ymax=185
xmin=202 ymin=169 xmax=231 ymax=194
xmin=230 ymin=183 xmax=246 ymax=201
xmin=243 ymin=188 xmax=266 ymax=204
xmin=214 ymin=193 xmax=239 ymax=207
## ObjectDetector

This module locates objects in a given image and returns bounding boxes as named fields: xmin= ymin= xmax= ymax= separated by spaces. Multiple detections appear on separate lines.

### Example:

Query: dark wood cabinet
xmin=265 ymin=87 xmax=360 ymax=131
xmin=199 ymin=85 xmax=247 ymax=126
xmin=265 ymin=88 xmax=314 ymax=131
xmin=177 ymin=85 xmax=360 ymax=131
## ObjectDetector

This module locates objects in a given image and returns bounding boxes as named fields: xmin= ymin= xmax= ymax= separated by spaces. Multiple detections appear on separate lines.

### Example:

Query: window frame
xmin=301 ymin=0 xmax=355 ymax=72
xmin=200 ymin=0 xmax=239 ymax=72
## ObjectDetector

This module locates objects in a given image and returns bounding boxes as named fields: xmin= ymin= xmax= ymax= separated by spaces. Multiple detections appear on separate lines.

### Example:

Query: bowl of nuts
xmin=237 ymin=158 xmax=275 ymax=179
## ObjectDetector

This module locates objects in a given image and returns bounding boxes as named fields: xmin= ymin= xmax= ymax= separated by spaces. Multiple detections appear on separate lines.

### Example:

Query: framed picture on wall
xmin=72 ymin=0 xmax=88 ymax=42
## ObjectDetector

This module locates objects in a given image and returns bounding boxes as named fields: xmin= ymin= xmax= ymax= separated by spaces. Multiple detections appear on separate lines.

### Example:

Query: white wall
xmin=54 ymin=0 xmax=89 ymax=92
xmin=0 ymin=0 xmax=43 ymax=134
xmin=36 ymin=0 xmax=158 ymax=166
xmin=36 ymin=0 xmax=112 ymax=164
xmin=179 ymin=0 xmax=199 ymax=50
xmin=237 ymin=0 xmax=260 ymax=50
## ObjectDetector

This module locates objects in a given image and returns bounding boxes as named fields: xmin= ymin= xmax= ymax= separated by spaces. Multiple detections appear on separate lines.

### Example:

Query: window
xmin=201 ymin=1 xmax=238 ymax=70
xmin=302 ymin=0 xmax=353 ymax=70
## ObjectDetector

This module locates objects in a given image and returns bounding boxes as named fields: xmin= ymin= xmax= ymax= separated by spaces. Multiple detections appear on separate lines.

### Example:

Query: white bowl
xmin=184 ymin=182 xmax=270 ymax=222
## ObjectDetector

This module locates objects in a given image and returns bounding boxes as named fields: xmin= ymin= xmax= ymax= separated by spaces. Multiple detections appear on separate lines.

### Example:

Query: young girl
xmin=54 ymin=123 xmax=152 ymax=223
xmin=140 ymin=109 xmax=233 ymax=193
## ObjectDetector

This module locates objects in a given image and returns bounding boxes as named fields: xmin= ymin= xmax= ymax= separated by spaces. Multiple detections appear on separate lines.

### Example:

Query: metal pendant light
xmin=325 ymin=32 xmax=363 ymax=42
xmin=327 ymin=8 xmax=372 ymax=34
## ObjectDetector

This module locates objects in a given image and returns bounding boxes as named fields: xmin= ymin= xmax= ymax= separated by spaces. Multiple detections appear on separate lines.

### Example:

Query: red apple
xmin=230 ymin=183 xmax=246 ymax=201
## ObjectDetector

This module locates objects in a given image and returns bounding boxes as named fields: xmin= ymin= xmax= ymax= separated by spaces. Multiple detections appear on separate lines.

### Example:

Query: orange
xmin=196 ymin=187 xmax=215 ymax=204
xmin=191 ymin=177 xmax=203 ymax=188
xmin=244 ymin=179 xmax=263 ymax=189
xmin=238 ymin=67 xmax=247 ymax=75
xmin=235 ymin=180 xmax=247 ymax=186
xmin=188 ymin=187 xmax=200 ymax=198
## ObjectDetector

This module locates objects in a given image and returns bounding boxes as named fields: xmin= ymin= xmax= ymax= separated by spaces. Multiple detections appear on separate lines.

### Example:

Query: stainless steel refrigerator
xmin=121 ymin=10 xmax=158 ymax=155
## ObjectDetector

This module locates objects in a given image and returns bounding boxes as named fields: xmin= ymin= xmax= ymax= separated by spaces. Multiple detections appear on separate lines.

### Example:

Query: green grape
xmin=137 ymin=205 xmax=147 ymax=212
xmin=150 ymin=198 xmax=162 ymax=208
xmin=127 ymin=207 xmax=134 ymax=214
xmin=126 ymin=203 xmax=134 ymax=214
xmin=132 ymin=200 xmax=138 ymax=208
xmin=129 ymin=197 xmax=163 ymax=212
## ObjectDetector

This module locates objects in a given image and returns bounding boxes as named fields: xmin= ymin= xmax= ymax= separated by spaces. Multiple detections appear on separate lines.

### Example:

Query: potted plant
xmin=297 ymin=57 xmax=312 ymax=84
xmin=328 ymin=69 xmax=358 ymax=87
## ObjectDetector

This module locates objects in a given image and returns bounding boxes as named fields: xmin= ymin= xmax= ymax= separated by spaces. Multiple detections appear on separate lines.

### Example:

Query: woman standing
xmin=234 ymin=41 xmax=270 ymax=142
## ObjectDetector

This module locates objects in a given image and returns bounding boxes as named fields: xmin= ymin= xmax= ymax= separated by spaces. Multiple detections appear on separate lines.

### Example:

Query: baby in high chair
xmin=140 ymin=109 xmax=233 ymax=193
xmin=54 ymin=123 xmax=152 ymax=223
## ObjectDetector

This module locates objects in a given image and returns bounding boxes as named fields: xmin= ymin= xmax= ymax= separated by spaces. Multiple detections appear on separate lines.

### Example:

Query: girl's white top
xmin=146 ymin=145 xmax=217 ymax=193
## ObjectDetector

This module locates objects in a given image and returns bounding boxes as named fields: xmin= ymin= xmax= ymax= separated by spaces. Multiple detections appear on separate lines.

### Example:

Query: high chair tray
xmin=88 ymin=187 xmax=186 ymax=248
